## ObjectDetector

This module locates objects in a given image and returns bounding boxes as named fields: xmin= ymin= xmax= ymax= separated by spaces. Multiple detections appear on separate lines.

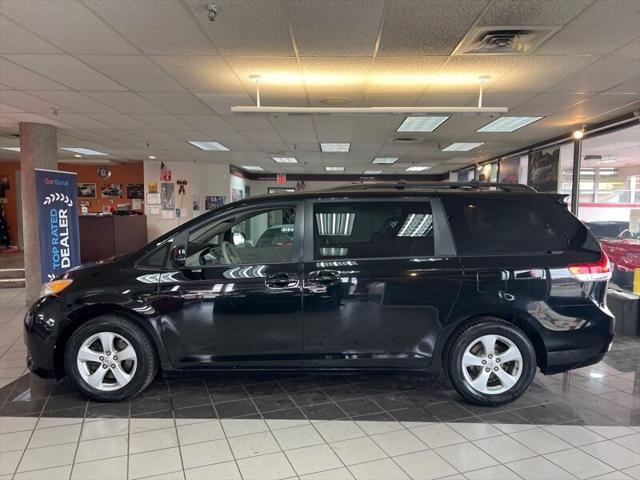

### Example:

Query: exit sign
xmin=276 ymin=174 xmax=286 ymax=185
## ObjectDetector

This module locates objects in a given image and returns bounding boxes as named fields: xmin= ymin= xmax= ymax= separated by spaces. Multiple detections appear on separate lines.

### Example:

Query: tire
xmin=446 ymin=318 xmax=536 ymax=406
xmin=64 ymin=314 xmax=158 ymax=402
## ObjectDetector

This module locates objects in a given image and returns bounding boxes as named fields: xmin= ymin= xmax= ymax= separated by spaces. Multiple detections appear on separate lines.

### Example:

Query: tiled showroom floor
xmin=0 ymin=288 xmax=639 ymax=480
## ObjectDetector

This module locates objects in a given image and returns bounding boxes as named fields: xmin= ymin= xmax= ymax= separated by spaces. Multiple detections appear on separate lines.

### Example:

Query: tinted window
xmin=445 ymin=197 xmax=567 ymax=255
xmin=138 ymin=243 xmax=169 ymax=268
xmin=185 ymin=207 xmax=296 ymax=267
xmin=313 ymin=201 xmax=435 ymax=260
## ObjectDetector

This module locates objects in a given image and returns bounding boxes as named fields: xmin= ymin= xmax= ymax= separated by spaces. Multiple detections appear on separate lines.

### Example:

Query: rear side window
xmin=313 ymin=201 xmax=435 ymax=260
xmin=444 ymin=197 xmax=567 ymax=255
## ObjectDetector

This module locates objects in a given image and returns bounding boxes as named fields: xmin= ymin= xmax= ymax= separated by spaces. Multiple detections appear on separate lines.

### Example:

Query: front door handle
xmin=265 ymin=273 xmax=299 ymax=289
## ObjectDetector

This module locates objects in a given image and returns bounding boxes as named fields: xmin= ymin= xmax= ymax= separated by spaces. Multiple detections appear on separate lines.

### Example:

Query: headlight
xmin=40 ymin=279 xmax=73 ymax=298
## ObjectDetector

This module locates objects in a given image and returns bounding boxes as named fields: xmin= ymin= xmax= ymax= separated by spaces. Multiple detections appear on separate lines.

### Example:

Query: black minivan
xmin=24 ymin=182 xmax=614 ymax=406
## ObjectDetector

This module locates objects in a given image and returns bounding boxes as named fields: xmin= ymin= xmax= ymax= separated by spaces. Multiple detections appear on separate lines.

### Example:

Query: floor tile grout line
xmin=204 ymin=376 xmax=245 ymax=480
xmin=166 ymin=378 xmax=186 ymax=480
xmin=67 ymin=395 xmax=89 ymax=480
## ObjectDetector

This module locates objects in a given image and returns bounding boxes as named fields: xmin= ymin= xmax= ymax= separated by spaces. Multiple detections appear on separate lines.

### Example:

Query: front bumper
xmin=24 ymin=297 xmax=64 ymax=379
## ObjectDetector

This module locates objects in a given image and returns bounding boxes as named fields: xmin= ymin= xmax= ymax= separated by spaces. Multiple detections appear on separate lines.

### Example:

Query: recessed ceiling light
xmin=242 ymin=165 xmax=264 ymax=171
xmin=187 ymin=141 xmax=230 ymax=151
xmin=148 ymin=155 xmax=156 ymax=159
xmin=74 ymin=154 xmax=82 ymax=158
xmin=325 ymin=166 xmax=345 ymax=172
xmin=272 ymin=157 xmax=298 ymax=164
xmin=2 ymin=147 xmax=20 ymax=152
xmin=61 ymin=147 xmax=107 ymax=156
xmin=372 ymin=157 xmax=398 ymax=164
xmin=406 ymin=166 xmax=431 ymax=172
xmin=363 ymin=170 xmax=382 ymax=175
xmin=442 ymin=142 xmax=484 ymax=152
xmin=477 ymin=116 xmax=542 ymax=132
xmin=397 ymin=116 xmax=449 ymax=132
xmin=320 ymin=143 xmax=350 ymax=152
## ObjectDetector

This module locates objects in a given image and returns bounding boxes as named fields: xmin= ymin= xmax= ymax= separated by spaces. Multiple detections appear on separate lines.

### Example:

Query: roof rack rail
xmin=328 ymin=181 xmax=536 ymax=193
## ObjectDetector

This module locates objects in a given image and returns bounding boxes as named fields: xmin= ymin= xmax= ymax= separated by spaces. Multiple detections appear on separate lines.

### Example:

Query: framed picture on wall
xmin=101 ymin=184 xmax=122 ymax=198
xmin=498 ymin=157 xmax=521 ymax=184
xmin=160 ymin=182 xmax=175 ymax=210
xmin=205 ymin=196 xmax=225 ymax=210
xmin=127 ymin=184 xmax=144 ymax=199
xmin=77 ymin=183 xmax=96 ymax=198
xmin=528 ymin=147 xmax=560 ymax=192
xmin=231 ymin=188 xmax=244 ymax=202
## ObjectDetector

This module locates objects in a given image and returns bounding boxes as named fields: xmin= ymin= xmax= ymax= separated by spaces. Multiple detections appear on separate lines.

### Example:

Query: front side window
xmin=185 ymin=207 xmax=296 ymax=267
xmin=313 ymin=201 xmax=435 ymax=260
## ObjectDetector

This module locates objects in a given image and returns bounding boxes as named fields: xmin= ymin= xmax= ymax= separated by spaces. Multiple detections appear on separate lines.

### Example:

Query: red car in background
xmin=586 ymin=221 xmax=639 ymax=292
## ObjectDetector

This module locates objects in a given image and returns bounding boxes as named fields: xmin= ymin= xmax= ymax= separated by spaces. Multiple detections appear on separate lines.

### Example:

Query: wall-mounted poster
xmin=499 ymin=157 xmax=521 ymax=184
xmin=193 ymin=194 xmax=200 ymax=211
xmin=528 ymin=146 xmax=559 ymax=192
xmin=160 ymin=182 xmax=175 ymax=210
xmin=148 ymin=181 xmax=158 ymax=194
xmin=231 ymin=188 xmax=244 ymax=202
xmin=457 ymin=168 xmax=475 ymax=182
xmin=127 ymin=184 xmax=144 ymax=199
xmin=101 ymin=183 xmax=122 ymax=198
xmin=147 ymin=193 xmax=160 ymax=205
xmin=205 ymin=195 xmax=225 ymax=210
xmin=77 ymin=183 xmax=96 ymax=198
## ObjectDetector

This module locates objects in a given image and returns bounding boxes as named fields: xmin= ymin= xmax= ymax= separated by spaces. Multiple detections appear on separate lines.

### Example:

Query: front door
xmin=156 ymin=202 xmax=304 ymax=369
xmin=302 ymin=197 xmax=463 ymax=369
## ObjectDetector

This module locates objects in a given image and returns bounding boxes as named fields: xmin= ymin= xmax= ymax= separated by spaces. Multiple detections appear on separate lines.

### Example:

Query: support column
xmin=19 ymin=122 xmax=57 ymax=305
xmin=570 ymin=138 xmax=582 ymax=215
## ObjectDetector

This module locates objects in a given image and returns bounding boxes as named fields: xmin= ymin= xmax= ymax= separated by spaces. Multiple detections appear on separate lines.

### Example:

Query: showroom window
xmin=185 ymin=207 xmax=297 ymax=267
xmin=444 ymin=197 xmax=567 ymax=255
xmin=313 ymin=201 xmax=435 ymax=260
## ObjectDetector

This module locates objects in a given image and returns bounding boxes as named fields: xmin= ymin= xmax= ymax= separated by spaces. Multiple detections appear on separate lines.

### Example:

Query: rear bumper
xmin=541 ymin=337 xmax=612 ymax=374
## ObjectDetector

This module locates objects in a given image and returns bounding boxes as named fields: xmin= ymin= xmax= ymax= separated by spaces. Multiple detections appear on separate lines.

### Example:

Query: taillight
xmin=568 ymin=253 xmax=611 ymax=282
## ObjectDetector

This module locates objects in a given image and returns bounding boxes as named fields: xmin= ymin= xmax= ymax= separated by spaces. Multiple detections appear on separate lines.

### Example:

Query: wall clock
xmin=97 ymin=167 xmax=111 ymax=179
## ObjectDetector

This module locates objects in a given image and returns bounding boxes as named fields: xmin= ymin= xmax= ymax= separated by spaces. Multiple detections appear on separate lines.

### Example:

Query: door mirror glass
xmin=170 ymin=245 xmax=186 ymax=269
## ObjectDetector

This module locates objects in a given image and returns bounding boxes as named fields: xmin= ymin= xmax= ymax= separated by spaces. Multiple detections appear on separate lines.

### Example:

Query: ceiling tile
xmin=0 ymin=16 xmax=62 ymax=54
xmin=537 ymin=0 xmax=640 ymax=54
xmin=300 ymin=57 xmax=371 ymax=96
xmin=508 ymin=93 xmax=589 ymax=116
xmin=85 ymin=114 xmax=156 ymax=130
xmin=85 ymin=0 xmax=214 ymax=55
xmin=131 ymin=114 xmax=194 ymax=131
xmin=150 ymin=56 xmax=244 ymax=93
xmin=427 ymin=55 xmax=521 ymax=94
xmin=478 ymin=0 xmax=592 ymax=26
xmin=185 ymin=0 xmax=294 ymax=56
xmin=368 ymin=57 xmax=448 ymax=94
xmin=26 ymin=91 xmax=118 ymax=114
xmin=4 ymin=55 xmax=126 ymax=91
xmin=0 ymin=0 xmax=138 ymax=54
xmin=614 ymin=37 xmax=640 ymax=56
xmin=195 ymin=93 xmax=254 ymax=115
xmin=176 ymin=115 xmax=235 ymax=133
xmin=0 ymin=90 xmax=61 ymax=113
xmin=81 ymin=92 xmax=166 ymax=114
xmin=225 ymin=115 xmax=275 ymax=132
xmin=0 ymin=58 xmax=68 ymax=90
xmin=79 ymin=55 xmax=185 ymax=92
xmin=226 ymin=56 xmax=304 ymax=98
xmin=549 ymin=55 xmax=640 ymax=94
xmin=138 ymin=93 xmax=213 ymax=115
xmin=608 ymin=76 xmax=640 ymax=94
xmin=288 ymin=0 xmax=385 ymax=56
xmin=378 ymin=0 xmax=489 ymax=56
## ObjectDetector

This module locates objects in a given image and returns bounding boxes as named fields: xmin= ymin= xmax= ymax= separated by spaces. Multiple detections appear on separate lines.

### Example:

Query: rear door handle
xmin=307 ymin=270 xmax=341 ymax=285
xmin=265 ymin=273 xmax=299 ymax=289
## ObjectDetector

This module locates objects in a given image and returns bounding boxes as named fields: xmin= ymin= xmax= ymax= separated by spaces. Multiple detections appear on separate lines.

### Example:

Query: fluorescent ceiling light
xmin=315 ymin=213 xmax=355 ymax=236
xmin=363 ymin=170 xmax=382 ymax=175
xmin=272 ymin=157 xmax=298 ymax=164
xmin=442 ymin=142 xmax=484 ymax=152
xmin=477 ymin=116 xmax=542 ymax=132
xmin=372 ymin=157 xmax=398 ymax=164
xmin=397 ymin=214 xmax=433 ymax=237
xmin=1 ymin=147 xmax=20 ymax=152
xmin=321 ymin=143 xmax=350 ymax=152
xmin=406 ymin=166 xmax=431 ymax=172
xmin=61 ymin=147 xmax=107 ymax=156
xmin=242 ymin=165 xmax=264 ymax=171
xmin=187 ymin=141 xmax=230 ymax=151
xmin=397 ymin=116 xmax=448 ymax=132
xmin=325 ymin=166 xmax=345 ymax=172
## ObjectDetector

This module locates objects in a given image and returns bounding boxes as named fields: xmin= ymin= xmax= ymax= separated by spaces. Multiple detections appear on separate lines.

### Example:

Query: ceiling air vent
xmin=392 ymin=137 xmax=421 ymax=144
xmin=453 ymin=26 xmax=559 ymax=55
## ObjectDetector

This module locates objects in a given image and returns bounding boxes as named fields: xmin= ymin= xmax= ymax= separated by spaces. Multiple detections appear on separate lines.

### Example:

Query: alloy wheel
xmin=76 ymin=331 xmax=137 ymax=391
xmin=461 ymin=334 xmax=523 ymax=395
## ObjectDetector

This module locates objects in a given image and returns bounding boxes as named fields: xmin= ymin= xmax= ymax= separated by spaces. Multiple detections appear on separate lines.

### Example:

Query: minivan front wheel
xmin=64 ymin=315 xmax=158 ymax=402
xmin=447 ymin=319 xmax=536 ymax=406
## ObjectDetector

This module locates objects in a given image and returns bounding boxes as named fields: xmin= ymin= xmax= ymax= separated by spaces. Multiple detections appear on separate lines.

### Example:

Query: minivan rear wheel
xmin=64 ymin=315 xmax=158 ymax=402
xmin=447 ymin=318 xmax=536 ymax=406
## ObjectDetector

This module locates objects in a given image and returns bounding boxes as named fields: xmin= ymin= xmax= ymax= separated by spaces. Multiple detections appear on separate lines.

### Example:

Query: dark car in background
xmin=25 ymin=182 xmax=614 ymax=406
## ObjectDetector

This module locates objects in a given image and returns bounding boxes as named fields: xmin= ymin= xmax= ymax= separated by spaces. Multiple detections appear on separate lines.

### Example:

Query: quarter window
xmin=313 ymin=202 xmax=435 ymax=260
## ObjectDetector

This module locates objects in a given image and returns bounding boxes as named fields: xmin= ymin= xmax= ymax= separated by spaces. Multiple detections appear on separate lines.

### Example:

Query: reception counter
xmin=79 ymin=214 xmax=147 ymax=262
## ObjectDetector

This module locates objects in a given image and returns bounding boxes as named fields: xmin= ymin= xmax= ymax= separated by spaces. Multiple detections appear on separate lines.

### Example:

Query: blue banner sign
xmin=35 ymin=169 xmax=81 ymax=282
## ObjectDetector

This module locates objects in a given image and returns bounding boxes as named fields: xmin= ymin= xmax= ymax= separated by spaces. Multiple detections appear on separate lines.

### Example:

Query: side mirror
xmin=170 ymin=245 xmax=186 ymax=269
